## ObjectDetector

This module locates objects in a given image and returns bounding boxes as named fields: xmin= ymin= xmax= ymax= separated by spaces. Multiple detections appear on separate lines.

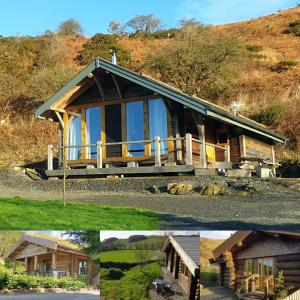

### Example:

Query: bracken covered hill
xmin=200 ymin=237 xmax=224 ymax=266
xmin=0 ymin=6 xmax=299 ymax=168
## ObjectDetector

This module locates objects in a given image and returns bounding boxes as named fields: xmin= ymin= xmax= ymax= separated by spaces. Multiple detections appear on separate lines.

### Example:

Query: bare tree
xmin=108 ymin=20 xmax=124 ymax=35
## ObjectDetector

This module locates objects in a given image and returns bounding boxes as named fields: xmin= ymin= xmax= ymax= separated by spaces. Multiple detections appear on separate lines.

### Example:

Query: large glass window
xmin=68 ymin=113 xmax=82 ymax=160
xmin=148 ymin=99 xmax=168 ymax=155
xmin=126 ymin=101 xmax=144 ymax=156
xmin=86 ymin=107 xmax=101 ymax=159
xmin=79 ymin=261 xmax=87 ymax=275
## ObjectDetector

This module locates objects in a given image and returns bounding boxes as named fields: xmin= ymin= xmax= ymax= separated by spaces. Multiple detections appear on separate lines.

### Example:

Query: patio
xmin=149 ymin=267 xmax=185 ymax=300
xmin=200 ymin=287 xmax=238 ymax=300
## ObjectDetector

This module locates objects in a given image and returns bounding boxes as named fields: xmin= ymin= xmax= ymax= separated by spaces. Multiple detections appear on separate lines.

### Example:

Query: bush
xmin=106 ymin=268 xmax=124 ymax=280
xmin=0 ymin=267 xmax=12 ymax=289
xmin=278 ymin=60 xmax=298 ymax=67
xmin=57 ymin=277 xmax=86 ymax=291
xmin=251 ymin=104 xmax=283 ymax=126
xmin=246 ymin=44 xmax=263 ymax=52
xmin=285 ymin=20 xmax=300 ymax=37
xmin=200 ymin=270 xmax=219 ymax=283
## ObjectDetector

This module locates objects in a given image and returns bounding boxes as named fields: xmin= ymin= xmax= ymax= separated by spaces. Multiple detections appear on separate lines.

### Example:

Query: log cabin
xmin=3 ymin=234 xmax=98 ymax=284
xmin=162 ymin=235 xmax=200 ymax=300
xmin=211 ymin=231 xmax=300 ymax=299
xmin=35 ymin=57 xmax=286 ymax=178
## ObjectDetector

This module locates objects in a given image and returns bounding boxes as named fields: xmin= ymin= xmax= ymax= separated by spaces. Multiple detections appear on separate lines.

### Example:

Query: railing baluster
xmin=47 ymin=144 xmax=53 ymax=171
xmin=185 ymin=133 xmax=193 ymax=166
xmin=154 ymin=136 xmax=161 ymax=166
xmin=97 ymin=141 xmax=103 ymax=168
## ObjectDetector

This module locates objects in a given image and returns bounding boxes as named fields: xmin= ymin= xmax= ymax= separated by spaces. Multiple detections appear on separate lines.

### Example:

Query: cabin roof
xmin=212 ymin=231 xmax=300 ymax=261
xmin=35 ymin=58 xmax=286 ymax=143
xmin=3 ymin=234 xmax=87 ymax=260
xmin=162 ymin=235 xmax=199 ymax=276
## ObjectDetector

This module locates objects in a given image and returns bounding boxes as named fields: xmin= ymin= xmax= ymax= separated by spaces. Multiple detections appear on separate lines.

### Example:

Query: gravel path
xmin=0 ymin=170 xmax=300 ymax=229
xmin=0 ymin=293 xmax=99 ymax=300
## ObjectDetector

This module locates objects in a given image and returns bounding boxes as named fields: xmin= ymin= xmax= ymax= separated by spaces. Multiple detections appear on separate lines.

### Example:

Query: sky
xmin=200 ymin=231 xmax=236 ymax=240
xmin=0 ymin=0 xmax=298 ymax=37
xmin=100 ymin=231 xmax=200 ymax=241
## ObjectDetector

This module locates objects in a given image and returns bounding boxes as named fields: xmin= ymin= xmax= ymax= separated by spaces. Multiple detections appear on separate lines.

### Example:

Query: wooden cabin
xmin=211 ymin=231 xmax=300 ymax=298
xmin=162 ymin=235 xmax=200 ymax=300
xmin=3 ymin=234 xmax=98 ymax=284
xmin=35 ymin=58 xmax=286 ymax=178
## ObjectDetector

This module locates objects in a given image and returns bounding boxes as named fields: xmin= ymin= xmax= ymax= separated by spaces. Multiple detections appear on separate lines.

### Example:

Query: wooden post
xmin=176 ymin=133 xmax=183 ymax=162
xmin=47 ymin=145 xmax=53 ymax=171
xmin=154 ymin=136 xmax=161 ymax=166
xmin=226 ymin=145 xmax=231 ymax=162
xmin=97 ymin=141 xmax=103 ymax=168
xmin=52 ymin=252 xmax=57 ymax=271
xmin=13 ymin=260 xmax=16 ymax=272
xmin=34 ymin=255 xmax=38 ymax=274
xmin=185 ymin=133 xmax=193 ymax=166
xmin=271 ymin=146 xmax=276 ymax=176
xmin=24 ymin=257 xmax=28 ymax=274
xmin=191 ymin=113 xmax=206 ymax=168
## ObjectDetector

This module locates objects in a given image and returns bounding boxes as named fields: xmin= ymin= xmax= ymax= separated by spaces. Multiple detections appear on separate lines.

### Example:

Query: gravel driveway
xmin=0 ymin=293 xmax=99 ymax=300
xmin=1 ymin=170 xmax=300 ymax=229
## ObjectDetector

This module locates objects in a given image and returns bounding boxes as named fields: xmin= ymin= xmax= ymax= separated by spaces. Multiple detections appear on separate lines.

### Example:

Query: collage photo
xmin=0 ymin=0 xmax=300 ymax=299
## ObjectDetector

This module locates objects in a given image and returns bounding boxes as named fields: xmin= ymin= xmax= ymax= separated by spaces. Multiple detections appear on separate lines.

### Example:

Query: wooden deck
xmin=46 ymin=165 xmax=195 ymax=177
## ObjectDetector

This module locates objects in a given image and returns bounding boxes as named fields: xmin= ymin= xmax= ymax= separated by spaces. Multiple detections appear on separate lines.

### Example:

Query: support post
xmin=271 ymin=146 xmax=276 ymax=176
xmin=185 ymin=133 xmax=193 ymax=166
xmin=97 ymin=141 xmax=103 ymax=168
xmin=154 ymin=136 xmax=161 ymax=166
xmin=176 ymin=134 xmax=183 ymax=162
xmin=34 ymin=255 xmax=38 ymax=274
xmin=24 ymin=257 xmax=28 ymax=274
xmin=13 ymin=260 xmax=16 ymax=272
xmin=47 ymin=144 xmax=53 ymax=171
xmin=225 ymin=145 xmax=231 ymax=162
xmin=52 ymin=252 xmax=57 ymax=271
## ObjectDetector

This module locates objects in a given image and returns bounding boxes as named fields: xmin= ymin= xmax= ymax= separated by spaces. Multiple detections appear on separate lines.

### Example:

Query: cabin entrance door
xmin=257 ymin=258 xmax=274 ymax=292
xmin=105 ymin=104 xmax=122 ymax=158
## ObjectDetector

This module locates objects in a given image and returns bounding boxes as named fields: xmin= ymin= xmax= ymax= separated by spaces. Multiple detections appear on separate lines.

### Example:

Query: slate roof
xmin=35 ymin=57 xmax=286 ymax=143
xmin=173 ymin=236 xmax=200 ymax=267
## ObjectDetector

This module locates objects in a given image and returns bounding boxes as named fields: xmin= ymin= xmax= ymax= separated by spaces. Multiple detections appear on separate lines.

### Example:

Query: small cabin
xmin=35 ymin=58 xmax=286 ymax=178
xmin=3 ymin=234 xmax=98 ymax=284
xmin=211 ymin=231 xmax=300 ymax=298
xmin=162 ymin=235 xmax=200 ymax=299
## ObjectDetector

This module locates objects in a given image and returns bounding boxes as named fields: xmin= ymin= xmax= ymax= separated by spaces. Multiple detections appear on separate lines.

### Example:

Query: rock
xmin=148 ymin=185 xmax=160 ymax=194
xmin=167 ymin=183 xmax=194 ymax=195
xmin=200 ymin=185 xmax=222 ymax=196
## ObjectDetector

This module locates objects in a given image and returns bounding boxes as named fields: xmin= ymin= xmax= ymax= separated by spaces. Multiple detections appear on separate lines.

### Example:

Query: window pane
xmin=126 ymin=101 xmax=144 ymax=156
xmin=86 ymin=107 xmax=101 ymax=159
xmin=68 ymin=113 xmax=82 ymax=160
xmin=148 ymin=99 xmax=168 ymax=155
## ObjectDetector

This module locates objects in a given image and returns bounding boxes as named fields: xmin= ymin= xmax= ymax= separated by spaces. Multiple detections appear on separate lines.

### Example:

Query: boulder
xmin=167 ymin=183 xmax=194 ymax=195
xmin=200 ymin=185 xmax=222 ymax=196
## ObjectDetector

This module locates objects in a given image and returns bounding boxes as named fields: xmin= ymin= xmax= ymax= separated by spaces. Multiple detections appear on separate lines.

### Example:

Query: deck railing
xmin=47 ymin=133 xmax=230 ymax=171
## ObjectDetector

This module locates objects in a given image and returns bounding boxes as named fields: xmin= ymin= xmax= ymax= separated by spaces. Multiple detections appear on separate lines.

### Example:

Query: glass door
xmin=258 ymin=258 xmax=274 ymax=291
xmin=86 ymin=107 xmax=101 ymax=159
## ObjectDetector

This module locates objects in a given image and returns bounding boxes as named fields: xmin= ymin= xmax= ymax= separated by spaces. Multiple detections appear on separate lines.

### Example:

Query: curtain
xmin=86 ymin=107 xmax=101 ymax=159
xmin=68 ymin=114 xmax=82 ymax=160
xmin=126 ymin=101 xmax=144 ymax=156
xmin=148 ymin=98 xmax=168 ymax=155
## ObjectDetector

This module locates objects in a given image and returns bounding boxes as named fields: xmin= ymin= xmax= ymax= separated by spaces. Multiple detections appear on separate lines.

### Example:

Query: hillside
xmin=200 ymin=238 xmax=224 ymax=266
xmin=0 ymin=6 xmax=299 ymax=169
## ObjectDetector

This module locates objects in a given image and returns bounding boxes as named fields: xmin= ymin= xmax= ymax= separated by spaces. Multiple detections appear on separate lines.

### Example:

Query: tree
xmin=68 ymin=231 xmax=100 ymax=259
xmin=126 ymin=14 xmax=162 ymax=33
xmin=108 ymin=20 xmax=124 ymax=35
xmin=58 ymin=19 xmax=84 ymax=36
xmin=145 ymin=23 xmax=243 ymax=101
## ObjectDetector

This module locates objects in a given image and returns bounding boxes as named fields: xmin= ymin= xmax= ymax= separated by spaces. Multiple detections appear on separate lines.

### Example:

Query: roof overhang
xmin=35 ymin=58 xmax=286 ymax=144
xmin=212 ymin=230 xmax=300 ymax=262
xmin=162 ymin=235 xmax=199 ymax=276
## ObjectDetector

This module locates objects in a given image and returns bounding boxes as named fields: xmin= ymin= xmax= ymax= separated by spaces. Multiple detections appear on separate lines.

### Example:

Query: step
xmin=243 ymin=292 xmax=266 ymax=300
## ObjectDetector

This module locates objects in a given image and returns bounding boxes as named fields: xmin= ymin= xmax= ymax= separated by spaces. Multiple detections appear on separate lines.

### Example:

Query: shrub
xmin=251 ymin=104 xmax=283 ymax=126
xmin=57 ymin=277 xmax=86 ymax=291
xmin=0 ymin=267 xmax=12 ymax=289
xmin=285 ymin=20 xmax=300 ymax=37
xmin=278 ymin=60 xmax=298 ymax=67
xmin=200 ymin=271 xmax=219 ymax=283
xmin=106 ymin=268 xmax=124 ymax=280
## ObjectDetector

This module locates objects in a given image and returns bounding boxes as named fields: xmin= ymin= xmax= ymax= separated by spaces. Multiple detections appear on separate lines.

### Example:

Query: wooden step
xmin=243 ymin=291 xmax=266 ymax=300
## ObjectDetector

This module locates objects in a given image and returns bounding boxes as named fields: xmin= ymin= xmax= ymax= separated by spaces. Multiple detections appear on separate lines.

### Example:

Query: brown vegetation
xmin=200 ymin=238 xmax=224 ymax=266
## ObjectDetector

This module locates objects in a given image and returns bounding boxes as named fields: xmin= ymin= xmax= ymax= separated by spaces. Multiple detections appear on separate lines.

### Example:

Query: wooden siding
xmin=14 ymin=244 xmax=47 ymax=260
xmin=230 ymin=137 xmax=240 ymax=163
xmin=277 ymin=253 xmax=300 ymax=288
xmin=243 ymin=135 xmax=273 ymax=160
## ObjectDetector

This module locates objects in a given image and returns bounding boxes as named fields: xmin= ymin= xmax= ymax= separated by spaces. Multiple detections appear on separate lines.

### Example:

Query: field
xmin=0 ymin=197 xmax=160 ymax=229
xmin=100 ymin=250 xmax=157 ymax=263
xmin=200 ymin=238 xmax=224 ymax=266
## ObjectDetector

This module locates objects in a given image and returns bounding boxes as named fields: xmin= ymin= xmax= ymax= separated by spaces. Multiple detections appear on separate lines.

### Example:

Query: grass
xmin=101 ymin=262 xmax=162 ymax=300
xmin=101 ymin=250 xmax=157 ymax=263
xmin=0 ymin=197 xmax=160 ymax=230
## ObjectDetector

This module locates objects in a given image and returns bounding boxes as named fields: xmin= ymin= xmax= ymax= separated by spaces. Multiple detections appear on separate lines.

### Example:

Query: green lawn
xmin=101 ymin=262 xmax=162 ymax=300
xmin=101 ymin=250 xmax=157 ymax=263
xmin=0 ymin=197 xmax=160 ymax=229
